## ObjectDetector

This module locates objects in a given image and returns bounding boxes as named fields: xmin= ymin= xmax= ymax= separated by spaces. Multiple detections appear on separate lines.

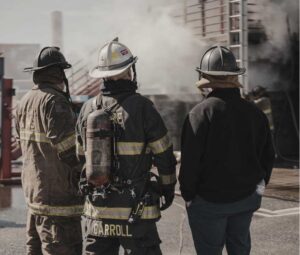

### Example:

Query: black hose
xmin=274 ymin=94 xmax=299 ymax=164
xmin=284 ymin=90 xmax=299 ymax=138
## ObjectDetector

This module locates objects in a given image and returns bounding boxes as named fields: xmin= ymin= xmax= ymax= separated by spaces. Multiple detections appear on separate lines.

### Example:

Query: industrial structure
xmin=0 ymin=57 xmax=19 ymax=183
xmin=0 ymin=44 xmax=40 ymax=99
xmin=174 ymin=0 xmax=249 ymax=90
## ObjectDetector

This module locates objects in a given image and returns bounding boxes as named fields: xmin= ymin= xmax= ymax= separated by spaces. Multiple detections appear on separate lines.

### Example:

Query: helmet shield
xmin=196 ymin=46 xmax=245 ymax=76
xmin=24 ymin=47 xmax=71 ymax=72
xmin=90 ymin=39 xmax=137 ymax=79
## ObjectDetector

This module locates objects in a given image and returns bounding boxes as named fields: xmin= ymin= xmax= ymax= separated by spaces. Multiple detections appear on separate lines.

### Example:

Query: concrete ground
xmin=0 ymin=169 xmax=299 ymax=255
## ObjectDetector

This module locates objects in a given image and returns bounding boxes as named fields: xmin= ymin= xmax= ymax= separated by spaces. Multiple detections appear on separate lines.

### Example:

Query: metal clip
xmin=128 ymin=201 xmax=145 ymax=224
xmin=129 ymin=187 xmax=136 ymax=199
xmin=110 ymin=184 xmax=124 ymax=194
xmin=91 ymin=184 xmax=112 ymax=200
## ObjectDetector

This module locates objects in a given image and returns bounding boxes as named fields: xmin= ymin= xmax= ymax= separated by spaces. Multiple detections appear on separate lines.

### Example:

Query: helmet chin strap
xmin=62 ymin=71 xmax=72 ymax=103
xmin=132 ymin=64 xmax=137 ymax=84
xmin=198 ymin=72 xmax=202 ymax=81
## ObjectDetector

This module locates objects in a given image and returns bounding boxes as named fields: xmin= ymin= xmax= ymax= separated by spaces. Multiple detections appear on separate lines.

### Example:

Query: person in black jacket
xmin=179 ymin=46 xmax=275 ymax=255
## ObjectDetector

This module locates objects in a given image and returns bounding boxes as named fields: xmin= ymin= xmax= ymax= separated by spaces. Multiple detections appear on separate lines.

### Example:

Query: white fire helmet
xmin=89 ymin=38 xmax=137 ymax=79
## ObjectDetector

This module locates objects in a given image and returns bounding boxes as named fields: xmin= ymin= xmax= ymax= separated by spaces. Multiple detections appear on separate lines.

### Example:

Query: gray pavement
xmin=0 ymin=185 xmax=299 ymax=255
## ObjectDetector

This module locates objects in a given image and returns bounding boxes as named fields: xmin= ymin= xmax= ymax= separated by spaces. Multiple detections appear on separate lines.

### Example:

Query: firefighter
xmin=249 ymin=86 xmax=275 ymax=132
xmin=15 ymin=47 xmax=83 ymax=255
xmin=76 ymin=38 xmax=177 ymax=255
xmin=179 ymin=46 xmax=275 ymax=255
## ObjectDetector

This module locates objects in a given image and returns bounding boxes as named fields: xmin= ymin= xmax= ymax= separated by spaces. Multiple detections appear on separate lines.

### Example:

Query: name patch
xmin=90 ymin=221 xmax=133 ymax=237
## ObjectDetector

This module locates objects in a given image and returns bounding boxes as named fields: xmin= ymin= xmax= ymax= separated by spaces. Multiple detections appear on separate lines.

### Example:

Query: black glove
xmin=160 ymin=186 xmax=175 ymax=211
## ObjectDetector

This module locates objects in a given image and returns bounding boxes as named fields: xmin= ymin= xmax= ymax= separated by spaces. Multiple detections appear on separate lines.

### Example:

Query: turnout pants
xmin=187 ymin=191 xmax=262 ymax=255
xmin=85 ymin=219 xmax=162 ymax=255
xmin=26 ymin=212 xmax=82 ymax=255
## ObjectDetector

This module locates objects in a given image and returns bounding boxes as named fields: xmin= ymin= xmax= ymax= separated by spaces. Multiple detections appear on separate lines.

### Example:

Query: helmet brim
xmin=196 ymin=67 xmax=246 ymax=76
xmin=23 ymin=62 xmax=72 ymax=72
xmin=89 ymin=57 xmax=137 ymax=79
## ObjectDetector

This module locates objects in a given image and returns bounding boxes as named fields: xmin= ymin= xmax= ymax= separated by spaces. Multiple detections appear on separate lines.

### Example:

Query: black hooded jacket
xmin=179 ymin=88 xmax=275 ymax=203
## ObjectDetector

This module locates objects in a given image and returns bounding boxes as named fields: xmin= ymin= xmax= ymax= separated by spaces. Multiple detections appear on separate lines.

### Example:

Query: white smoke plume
xmin=251 ymin=0 xmax=298 ymax=62
xmin=63 ymin=0 xmax=207 ymax=95
xmin=248 ymin=0 xmax=299 ymax=91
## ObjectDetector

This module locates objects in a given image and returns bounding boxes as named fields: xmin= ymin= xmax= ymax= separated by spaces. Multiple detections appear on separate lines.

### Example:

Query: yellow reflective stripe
xmin=55 ymin=133 xmax=76 ymax=153
xmin=159 ymin=173 xmax=177 ymax=185
xmin=19 ymin=130 xmax=51 ymax=143
xmin=76 ymin=141 xmax=85 ymax=156
xmin=28 ymin=203 xmax=83 ymax=217
xmin=84 ymin=200 xmax=160 ymax=220
xmin=148 ymin=134 xmax=172 ymax=155
xmin=117 ymin=142 xmax=151 ymax=156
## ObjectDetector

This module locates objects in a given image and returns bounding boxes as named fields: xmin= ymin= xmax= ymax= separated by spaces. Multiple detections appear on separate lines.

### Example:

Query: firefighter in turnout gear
xmin=248 ymin=86 xmax=275 ymax=131
xmin=76 ymin=38 xmax=177 ymax=255
xmin=15 ymin=47 xmax=83 ymax=255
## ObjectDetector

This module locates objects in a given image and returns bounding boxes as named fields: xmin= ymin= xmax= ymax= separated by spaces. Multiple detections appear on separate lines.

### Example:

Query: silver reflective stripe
xmin=28 ymin=203 xmax=83 ymax=217
xmin=148 ymin=134 xmax=172 ymax=155
xmin=84 ymin=200 xmax=160 ymax=220
xmin=117 ymin=142 xmax=151 ymax=156
xmin=97 ymin=57 xmax=135 ymax=71
xmin=55 ymin=133 xmax=76 ymax=153
xmin=20 ymin=130 xmax=51 ymax=143
xmin=159 ymin=173 xmax=177 ymax=185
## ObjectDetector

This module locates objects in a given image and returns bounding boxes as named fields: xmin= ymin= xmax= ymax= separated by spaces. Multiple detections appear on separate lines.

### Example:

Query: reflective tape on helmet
xmin=55 ymin=133 xmax=76 ymax=153
xmin=20 ymin=130 xmax=51 ymax=143
xmin=98 ymin=57 xmax=134 ymax=71
xmin=159 ymin=173 xmax=177 ymax=185
xmin=148 ymin=134 xmax=172 ymax=155
xmin=28 ymin=203 xmax=83 ymax=217
xmin=84 ymin=200 xmax=160 ymax=220
xmin=117 ymin=142 xmax=151 ymax=156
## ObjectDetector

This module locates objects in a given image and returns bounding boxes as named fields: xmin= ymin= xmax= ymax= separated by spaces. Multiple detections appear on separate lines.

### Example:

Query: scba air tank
xmin=86 ymin=109 xmax=112 ymax=186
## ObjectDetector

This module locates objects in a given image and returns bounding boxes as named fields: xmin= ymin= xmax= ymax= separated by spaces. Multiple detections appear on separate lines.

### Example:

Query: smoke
xmin=252 ymin=0 xmax=298 ymax=62
xmin=63 ymin=0 xmax=207 ymax=95
xmin=249 ymin=0 xmax=299 ymax=91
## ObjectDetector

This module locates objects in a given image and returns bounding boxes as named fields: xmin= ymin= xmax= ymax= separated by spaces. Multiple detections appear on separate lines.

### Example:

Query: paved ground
xmin=0 ymin=168 xmax=299 ymax=255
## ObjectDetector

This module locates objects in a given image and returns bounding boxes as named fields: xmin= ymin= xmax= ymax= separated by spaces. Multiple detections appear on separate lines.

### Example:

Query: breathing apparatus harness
xmin=80 ymin=91 xmax=158 ymax=223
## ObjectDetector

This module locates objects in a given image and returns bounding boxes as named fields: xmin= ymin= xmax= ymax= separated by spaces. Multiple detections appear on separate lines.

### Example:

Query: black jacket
xmin=179 ymin=88 xmax=275 ymax=203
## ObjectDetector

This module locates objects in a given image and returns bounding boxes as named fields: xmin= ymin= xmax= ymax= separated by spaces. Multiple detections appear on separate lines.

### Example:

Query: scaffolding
xmin=228 ymin=0 xmax=249 ymax=92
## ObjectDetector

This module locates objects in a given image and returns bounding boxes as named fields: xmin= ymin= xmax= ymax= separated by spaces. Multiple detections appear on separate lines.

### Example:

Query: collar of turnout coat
xmin=101 ymin=79 xmax=137 ymax=95
xmin=32 ymin=83 xmax=64 ymax=91
xmin=206 ymin=87 xmax=241 ymax=99
xmin=196 ymin=75 xmax=242 ymax=89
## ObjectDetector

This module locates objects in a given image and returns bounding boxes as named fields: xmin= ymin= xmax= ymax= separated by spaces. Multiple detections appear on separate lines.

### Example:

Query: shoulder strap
xmin=92 ymin=94 xmax=102 ymax=111
xmin=93 ymin=93 xmax=135 ymax=113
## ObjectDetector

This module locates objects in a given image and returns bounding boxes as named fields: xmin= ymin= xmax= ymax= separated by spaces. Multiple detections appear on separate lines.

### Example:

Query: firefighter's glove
xmin=160 ymin=186 xmax=175 ymax=211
